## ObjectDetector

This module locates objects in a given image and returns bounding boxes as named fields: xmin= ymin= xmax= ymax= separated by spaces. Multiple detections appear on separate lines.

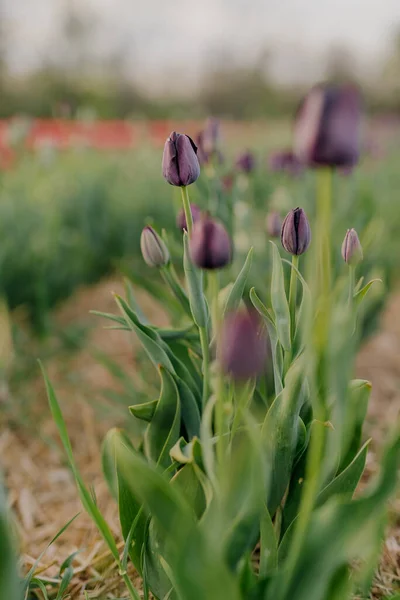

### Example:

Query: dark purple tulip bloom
xmin=202 ymin=118 xmax=220 ymax=154
xmin=177 ymin=203 xmax=202 ymax=231
xmin=293 ymin=84 xmax=362 ymax=168
xmin=218 ymin=309 xmax=267 ymax=380
xmin=221 ymin=172 xmax=235 ymax=193
xmin=266 ymin=211 xmax=282 ymax=238
xmin=236 ymin=151 xmax=256 ymax=174
xmin=196 ymin=119 xmax=224 ymax=166
xmin=162 ymin=131 xmax=200 ymax=186
xmin=281 ymin=207 xmax=311 ymax=256
xmin=189 ymin=214 xmax=232 ymax=270
xmin=341 ymin=228 xmax=363 ymax=266
xmin=268 ymin=150 xmax=303 ymax=176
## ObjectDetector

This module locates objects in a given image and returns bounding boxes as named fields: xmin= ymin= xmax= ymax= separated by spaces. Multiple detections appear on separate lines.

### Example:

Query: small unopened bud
xmin=268 ymin=150 xmax=303 ymax=176
xmin=218 ymin=309 xmax=267 ymax=380
xmin=177 ymin=203 xmax=201 ymax=231
xmin=236 ymin=151 xmax=256 ymax=174
xmin=189 ymin=214 xmax=232 ymax=270
xmin=341 ymin=228 xmax=363 ymax=266
xmin=162 ymin=131 xmax=200 ymax=186
xmin=140 ymin=226 xmax=170 ymax=267
xmin=266 ymin=211 xmax=282 ymax=238
xmin=281 ymin=207 xmax=311 ymax=255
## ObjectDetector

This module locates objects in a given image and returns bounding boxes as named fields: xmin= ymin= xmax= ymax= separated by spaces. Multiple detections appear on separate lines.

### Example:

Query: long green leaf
xmin=224 ymin=247 xmax=254 ymax=315
xmin=270 ymin=242 xmax=291 ymax=352
xmin=41 ymin=364 xmax=120 ymax=562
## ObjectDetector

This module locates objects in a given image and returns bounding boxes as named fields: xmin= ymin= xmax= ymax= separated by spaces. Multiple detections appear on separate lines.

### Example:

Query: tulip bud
xmin=189 ymin=214 xmax=232 ymax=270
xmin=218 ymin=309 xmax=267 ymax=380
xmin=266 ymin=211 xmax=282 ymax=238
xmin=268 ymin=150 xmax=303 ymax=176
xmin=162 ymin=131 xmax=200 ymax=186
xmin=294 ymin=84 xmax=362 ymax=168
xmin=341 ymin=228 xmax=363 ymax=266
xmin=236 ymin=151 xmax=256 ymax=174
xmin=177 ymin=203 xmax=202 ymax=231
xmin=221 ymin=172 xmax=235 ymax=193
xmin=140 ymin=226 xmax=170 ymax=267
xmin=281 ymin=207 xmax=311 ymax=255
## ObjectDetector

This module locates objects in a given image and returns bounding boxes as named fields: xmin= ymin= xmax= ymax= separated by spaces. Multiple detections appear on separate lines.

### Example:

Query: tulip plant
xmin=44 ymin=85 xmax=400 ymax=600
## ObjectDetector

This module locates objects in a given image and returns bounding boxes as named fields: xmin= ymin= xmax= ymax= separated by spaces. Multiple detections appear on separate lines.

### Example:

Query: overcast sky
xmin=3 ymin=0 xmax=400 ymax=89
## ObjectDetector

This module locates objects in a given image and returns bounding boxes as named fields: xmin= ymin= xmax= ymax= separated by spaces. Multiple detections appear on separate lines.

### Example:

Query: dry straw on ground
xmin=1 ymin=278 xmax=399 ymax=599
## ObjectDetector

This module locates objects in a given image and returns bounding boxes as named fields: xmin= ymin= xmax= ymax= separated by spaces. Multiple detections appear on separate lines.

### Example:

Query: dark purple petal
xmin=162 ymin=131 xmax=200 ymax=186
xmin=189 ymin=215 xmax=232 ymax=270
xmin=219 ymin=310 xmax=268 ymax=380
xmin=281 ymin=207 xmax=311 ymax=256
xmin=236 ymin=151 xmax=256 ymax=173
xmin=294 ymin=85 xmax=362 ymax=168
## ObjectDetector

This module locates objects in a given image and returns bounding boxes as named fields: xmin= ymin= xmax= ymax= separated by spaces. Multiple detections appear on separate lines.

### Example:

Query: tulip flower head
xmin=266 ymin=210 xmax=282 ymax=238
xmin=341 ymin=228 xmax=363 ymax=266
xmin=162 ymin=131 xmax=200 ymax=186
xmin=294 ymin=84 xmax=362 ymax=168
xmin=218 ymin=309 xmax=267 ymax=380
xmin=177 ymin=203 xmax=202 ymax=231
xmin=236 ymin=151 xmax=256 ymax=174
xmin=189 ymin=214 xmax=232 ymax=270
xmin=140 ymin=226 xmax=170 ymax=268
xmin=281 ymin=207 xmax=311 ymax=256
xmin=268 ymin=150 xmax=303 ymax=176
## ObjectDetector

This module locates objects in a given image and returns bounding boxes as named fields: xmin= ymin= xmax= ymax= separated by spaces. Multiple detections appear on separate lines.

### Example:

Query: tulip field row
xmin=2 ymin=86 xmax=400 ymax=600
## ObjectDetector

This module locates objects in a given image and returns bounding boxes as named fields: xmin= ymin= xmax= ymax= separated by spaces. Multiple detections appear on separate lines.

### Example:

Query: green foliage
xmin=41 ymin=125 xmax=400 ymax=599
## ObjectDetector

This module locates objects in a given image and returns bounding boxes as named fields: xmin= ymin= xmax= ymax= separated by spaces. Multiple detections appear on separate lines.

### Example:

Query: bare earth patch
xmin=1 ymin=278 xmax=399 ymax=599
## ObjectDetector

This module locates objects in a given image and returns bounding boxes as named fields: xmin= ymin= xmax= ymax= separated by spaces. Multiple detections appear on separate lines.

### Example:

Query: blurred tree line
xmin=1 ymin=4 xmax=400 ymax=120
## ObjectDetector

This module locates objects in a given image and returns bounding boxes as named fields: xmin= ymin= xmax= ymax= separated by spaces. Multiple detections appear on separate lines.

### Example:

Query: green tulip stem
xmin=199 ymin=325 xmax=210 ymax=411
xmin=348 ymin=265 xmax=355 ymax=304
xmin=288 ymin=254 xmax=299 ymax=345
xmin=208 ymin=271 xmax=225 ymax=468
xmin=316 ymin=167 xmax=333 ymax=302
xmin=181 ymin=186 xmax=193 ymax=237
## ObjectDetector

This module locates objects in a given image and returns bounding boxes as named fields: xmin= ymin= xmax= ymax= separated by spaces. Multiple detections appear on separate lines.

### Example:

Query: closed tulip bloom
xmin=266 ymin=211 xmax=282 ymax=238
xmin=268 ymin=150 xmax=303 ymax=176
xmin=281 ymin=207 xmax=311 ymax=255
xmin=189 ymin=214 xmax=232 ymax=270
xmin=341 ymin=228 xmax=363 ymax=266
xmin=236 ymin=151 xmax=256 ymax=174
xmin=162 ymin=131 xmax=200 ymax=186
xmin=177 ymin=203 xmax=202 ymax=231
xmin=294 ymin=84 xmax=362 ymax=168
xmin=140 ymin=226 xmax=170 ymax=267
xmin=219 ymin=309 xmax=267 ymax=380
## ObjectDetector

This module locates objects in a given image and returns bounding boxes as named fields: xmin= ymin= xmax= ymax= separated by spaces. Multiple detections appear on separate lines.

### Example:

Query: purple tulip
xmin=281 ymin=208 xmax=311 ymax=256
xmin=218 ymin=309 xmax=267 ymax=380
xmin=177 ymin=203 xmax=202 ymax=231
xmin=266 ymin=211 xmax=282 ymax=238
xmin=189 ymin=214 xmax=232 ymax=270
xmin=221 ymin=172 xmax=235 ymax=193
xmin=140 ymin=226 xmax=170 ymax=267
xmin=268 ymin=150 xmax=303 ymax=176
xmin=341 ymin=228 xmax=363 ymax=266
xmin=196 ymin=119 xmax=224 ymax=166
xmin=236 ymin=151 xmax=256 ymax=174
xmin=162 ymin=131 xmax=200 ymax=186
xmin=293 ymin=84 xmax=362 ymax=168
